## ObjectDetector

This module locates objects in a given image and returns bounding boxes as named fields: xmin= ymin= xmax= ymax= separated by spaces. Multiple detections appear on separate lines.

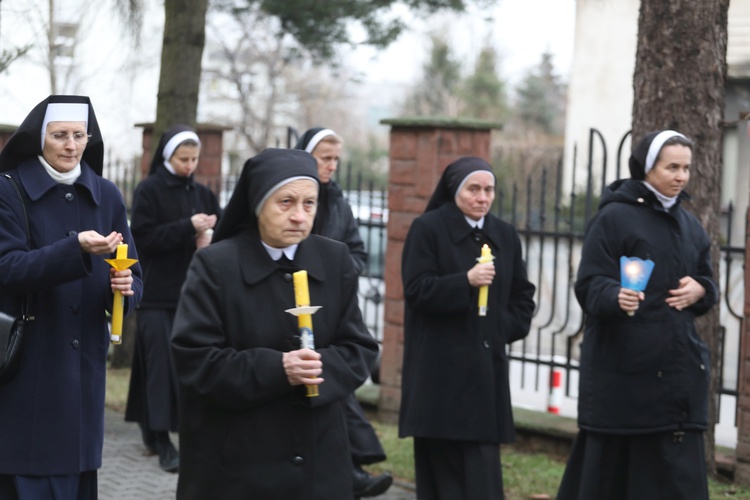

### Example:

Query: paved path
xmin=99 ymin=407 xmax=416 ymax=499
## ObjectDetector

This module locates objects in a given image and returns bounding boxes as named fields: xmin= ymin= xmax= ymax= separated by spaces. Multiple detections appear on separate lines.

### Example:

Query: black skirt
xmin=0 ymin=471 xmax=97 ymax=500
xmin=557 ymin=429 xmax=708 ymax=500
xmin=124 ymin=309 xmax=179 ymax=432
xmin=414 ymin=437 xmax=503 ymax=500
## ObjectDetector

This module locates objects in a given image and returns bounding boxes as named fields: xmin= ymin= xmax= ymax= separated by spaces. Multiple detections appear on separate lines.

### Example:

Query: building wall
xmin=562 ymin=0 xmax=640 ymax=195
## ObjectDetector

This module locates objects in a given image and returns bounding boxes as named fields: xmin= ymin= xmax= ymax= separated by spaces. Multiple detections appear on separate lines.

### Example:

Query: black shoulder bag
xmin=0 ymin=173 xmax=33 ymax=383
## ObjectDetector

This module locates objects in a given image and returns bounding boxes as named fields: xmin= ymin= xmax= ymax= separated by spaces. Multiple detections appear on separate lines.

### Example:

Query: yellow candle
xmin=292 ymin=270 xmax=319 ymax=397
xmin=293 ymin=271 xmax=310 ymax=307
xmin=116 ymin=243 xmax=128 ymax=259
xmin=478 ymin=244 xmax=493 ymax=316
xmin=104 ymin=243 xmax=138 ymax=345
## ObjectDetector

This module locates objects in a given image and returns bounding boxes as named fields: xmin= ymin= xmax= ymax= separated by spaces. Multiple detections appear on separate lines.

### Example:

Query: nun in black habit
xmin=0 ymin=95 xmax=142 ymax=499
xmin=400 ymin=157 xmax=536 ymax=500
xmin=557 ymin=130 xmax=718 ymax=499
xmin=294 ymin=127 xmax=392 ymax=498
xmin=170 ymin=148 xmax=378 ymax=499
xmin=124 ymin=125 xmax=221 ymax=472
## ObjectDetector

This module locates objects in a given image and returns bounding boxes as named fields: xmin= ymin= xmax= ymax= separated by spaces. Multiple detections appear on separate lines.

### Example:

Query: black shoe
xmin=352 ymin=466 xmax=393 ymax=498
xmin=155 ymin=432 xmax=180 ymax=473
xmin=139 ymin=424 xmax=158 ymax=455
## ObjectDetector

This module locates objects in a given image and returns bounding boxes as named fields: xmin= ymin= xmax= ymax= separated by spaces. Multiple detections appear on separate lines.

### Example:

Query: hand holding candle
xmin=476 ymin=244 xmax=494 ymax=316
xmin=620 ymin=256 xmax=655 ymax=316
xmin=104 ymin=243 xmax=138 ymax=344
xmin=288 ymin=270 xmax=321 ymax=397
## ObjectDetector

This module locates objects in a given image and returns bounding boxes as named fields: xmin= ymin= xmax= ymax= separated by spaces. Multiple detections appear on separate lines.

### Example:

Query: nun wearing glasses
xmin=557 ymin=130 xmax=718 ymax=499
xmin=0 ymin=95 xmax=142 ymax=499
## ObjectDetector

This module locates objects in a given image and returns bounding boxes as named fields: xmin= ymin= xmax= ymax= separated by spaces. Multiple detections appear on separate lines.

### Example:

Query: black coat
xmin=314 ymin=180 xmax=367 ymax=274
xmin=171 ymin=227 xmax=378 ymax=499
xmin=0 ymin=159 xmax=142 ymax=474
xmin=130 ymin=165 xmax=221 ymax=308
xmin=575 ymin=179 xmax=718 ymax=433
xmin=399 ymin=203 xmax=536 ymax=443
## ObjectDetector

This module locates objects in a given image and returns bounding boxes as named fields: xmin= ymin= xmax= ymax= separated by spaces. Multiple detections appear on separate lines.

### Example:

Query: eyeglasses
xmin=48 ymin=132 xmax=92 ymax=145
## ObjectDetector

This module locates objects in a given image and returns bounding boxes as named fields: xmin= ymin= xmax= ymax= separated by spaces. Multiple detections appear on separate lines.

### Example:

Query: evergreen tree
xmin=404 ymin=35 xmax=463 ymax=116
xmin=459 ymin=45 xmax=506 ymax=120
xmin=515 ymin=51 xmax=565 ymax=135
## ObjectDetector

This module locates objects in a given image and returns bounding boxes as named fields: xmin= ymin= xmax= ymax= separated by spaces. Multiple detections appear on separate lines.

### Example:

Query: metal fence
xmin=500 ymin=130 xmax=744 ymax=435
xmin=106 ymin=135 xmax=744 ymax=433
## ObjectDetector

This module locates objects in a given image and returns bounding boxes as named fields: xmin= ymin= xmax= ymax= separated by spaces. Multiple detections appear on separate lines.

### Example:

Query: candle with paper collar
xmin=104 ymin=243 xmax=138 ymax=345
xmin=293 ymin=270 xmax=319 ymax=397
xmin=477 ymin=244 xmax=493 ymax=316
xmin=620 ymin=256 xmax=655 ymax=317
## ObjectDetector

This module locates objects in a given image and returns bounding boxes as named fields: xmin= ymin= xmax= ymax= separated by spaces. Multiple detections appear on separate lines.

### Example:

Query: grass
xmin=105 ymin=367 xmax=131 ymax=412
xmin=105 ymin=367 xmax=750 ymax=499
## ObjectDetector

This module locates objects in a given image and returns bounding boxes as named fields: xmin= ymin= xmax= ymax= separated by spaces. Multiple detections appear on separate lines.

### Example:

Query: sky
xmin=344 ymin=0 xmax=576 ymax=127
xmin=350 ymin=0 xmax=576 ymax=90
xmin=0 ymin=0 xmax=576 ymax=156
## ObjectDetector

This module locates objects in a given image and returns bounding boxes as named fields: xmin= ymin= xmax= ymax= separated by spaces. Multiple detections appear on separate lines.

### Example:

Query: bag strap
xmin=3 ymin=173 xmax=33 ymax=320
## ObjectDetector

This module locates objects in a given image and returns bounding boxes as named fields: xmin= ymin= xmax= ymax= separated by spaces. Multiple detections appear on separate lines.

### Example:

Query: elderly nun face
xmin=42 ymin=121 xmax=88 ymax=173
xmin=257 ymin=179 xmax=319 ymax=248
xmin=455 ymin=170 xmax=495 ymax=221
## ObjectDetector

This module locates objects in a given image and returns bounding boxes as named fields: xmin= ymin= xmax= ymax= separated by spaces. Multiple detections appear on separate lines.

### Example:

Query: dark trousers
xmin=557 ymin=430 xmax=708 ymax=500
xmin=413 ymin=437 xmax=503 ymax=500
xmin=346 ymin=393 xmax=386 ymax=465
xmin=0 ymin=472 xmax=97 ymax=500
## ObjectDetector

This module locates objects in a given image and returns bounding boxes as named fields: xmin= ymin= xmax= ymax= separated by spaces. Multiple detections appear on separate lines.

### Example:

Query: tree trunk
xmin=152 ymin=0 xmax=208 ymax=155
xmin=631 ymin=0 xmax=729 ymax=476
xmin=47 ymin=0 xmax=56 ymax=94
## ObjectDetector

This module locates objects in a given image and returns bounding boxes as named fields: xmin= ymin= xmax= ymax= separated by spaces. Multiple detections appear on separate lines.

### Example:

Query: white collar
xmin=38 ymin=155 xmax=81 ymax=185
xmin=262 ymin=241 xmax=298 ymax=261
xmin=464 ymin=215 xmax=485 ymax=229
xmin=641 ymin=181 xmax=678 ymax=209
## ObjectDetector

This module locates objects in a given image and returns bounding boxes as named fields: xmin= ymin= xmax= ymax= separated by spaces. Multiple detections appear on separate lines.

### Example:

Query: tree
xmin=202 ymin=3 xmax=358 ymax=156
xmin=459 ymin=44 xmax=507 ymax=121
xmin=0 ymin=0 xmax=31 ymax=74
xmin=403 ymin=35 xmax=463 ymax=116
xmin=154 ymin=0 xmax=494 ymax=150
xmin=631 ymin=0 xmax=729 ymax=475
xmin=151 ymin=0 xmax=209 ymax=151
xmin=515 ymin=51 xmax=566 ymax=136
xmin=0 ymin=0 xmax=142 ymax=89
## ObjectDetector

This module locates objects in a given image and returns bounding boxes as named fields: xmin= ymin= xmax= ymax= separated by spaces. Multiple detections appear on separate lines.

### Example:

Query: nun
xmin=0 ymin=95 xmax=142 ymax=499
xmin=294 ymin=127 xmax=392 ymax=497
xmin=124 ymin=125 xmax=221 ymax=472
xmin=170 ymin=148 xmax=378 ymax=499
xmin=557 ymin=130 xmax=718 ymax=499
xmin=293 ymin=127 xmax=367 ymax=274
xmin=399 ymin=157 xmax=536 ymax=499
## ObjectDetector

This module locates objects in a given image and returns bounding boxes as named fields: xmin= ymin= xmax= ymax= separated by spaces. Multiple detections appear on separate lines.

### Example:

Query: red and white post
xmin=547 ymin=369 xmax=563 ymax=414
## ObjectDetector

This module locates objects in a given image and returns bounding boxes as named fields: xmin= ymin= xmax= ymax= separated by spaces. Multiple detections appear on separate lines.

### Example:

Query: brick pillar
xmin=737 ymin=204 xmax=750 ymax=484
xmin=135 ymin=123 xmax=231 ymax=195
xmin=377 ymin=117 xmax=498 ymax=423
